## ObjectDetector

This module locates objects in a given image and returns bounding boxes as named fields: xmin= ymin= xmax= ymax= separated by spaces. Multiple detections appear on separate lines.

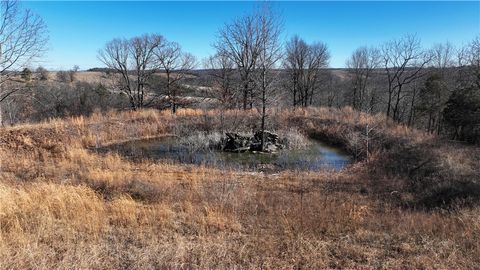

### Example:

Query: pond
xmin=97 ymin=136 xmax=352 ymax=172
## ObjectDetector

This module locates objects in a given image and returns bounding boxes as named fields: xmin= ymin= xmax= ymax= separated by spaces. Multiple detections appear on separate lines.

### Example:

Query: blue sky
xmin=23 ymin=1 xmax=480 ymax=70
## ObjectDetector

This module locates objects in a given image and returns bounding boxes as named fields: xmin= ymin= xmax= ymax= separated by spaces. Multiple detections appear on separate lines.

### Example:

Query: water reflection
xmin=98 ymin=136 xmax=352 ymax=171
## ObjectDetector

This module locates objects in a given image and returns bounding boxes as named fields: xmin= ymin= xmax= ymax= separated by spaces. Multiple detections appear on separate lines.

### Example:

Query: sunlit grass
xmin=0 ymin=107 xmax=478 ymax=269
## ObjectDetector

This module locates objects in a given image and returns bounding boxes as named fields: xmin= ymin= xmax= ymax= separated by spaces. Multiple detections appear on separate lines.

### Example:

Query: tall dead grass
xmin=0 ymin=107 xmax=478 ymax=269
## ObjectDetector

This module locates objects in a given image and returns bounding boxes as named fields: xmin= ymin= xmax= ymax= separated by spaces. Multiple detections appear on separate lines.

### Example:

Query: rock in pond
xmin=223 ymin=131 xmax=284 ymax=153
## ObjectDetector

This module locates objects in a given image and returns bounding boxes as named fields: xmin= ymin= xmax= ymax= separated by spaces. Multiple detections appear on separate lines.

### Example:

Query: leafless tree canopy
xmin=254 ymin=4 xmax=283 ymax=150
xmin=156 ymin=41 xmax=196 ymax=113
xmin=431 ymin=42 xmax=454 ymax=71
xmin=283 ymin=35 xmax=330 ymax=107
xmin=215 ymin=9 xmax=264 ymax=110
xmin=36 ymin=66 xmax=48 ymax=80
xmin=0 ymin=0 xmax=47 ymax=103
xmin=98 ymin=34 xmax=197 ymax=112
xmin=98 ymin=34 xmax=164 ymax=109
xmin=346 ymin=46 xmax=381 ymax=111
xmin=381 ymin=34 xmax=432 ymax=121
xmin=457 ymin=36 xmax=480 ymax=88
xmin=204 ymin=52 xmax=236 ymax=108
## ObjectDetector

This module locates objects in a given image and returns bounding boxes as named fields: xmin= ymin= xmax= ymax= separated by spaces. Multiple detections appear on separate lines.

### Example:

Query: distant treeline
xmin=0 ymin=1 xmax=478 ymax=144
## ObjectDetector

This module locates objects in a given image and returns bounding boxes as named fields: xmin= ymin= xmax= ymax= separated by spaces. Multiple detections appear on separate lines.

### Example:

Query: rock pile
xmin=223 ymin=131 xmax=284 ymax=153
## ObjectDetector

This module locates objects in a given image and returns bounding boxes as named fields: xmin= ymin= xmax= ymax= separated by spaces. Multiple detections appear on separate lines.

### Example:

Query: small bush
xmin=279 ymin=128 xmax=311 ymax=149
xmin=178 ymin=131 xmax=224 ymax=151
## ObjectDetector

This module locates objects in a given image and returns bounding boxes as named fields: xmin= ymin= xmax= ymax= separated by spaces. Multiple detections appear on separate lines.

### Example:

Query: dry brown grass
xmin=0 ymin=107 xmax=479 ymax=269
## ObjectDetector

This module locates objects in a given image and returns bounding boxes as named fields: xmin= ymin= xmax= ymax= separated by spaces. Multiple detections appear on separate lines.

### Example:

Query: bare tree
xmin=155 ymin=41 xmax=196 ymax=113
xmin=98 ymin=34 xmax=164 ymax=110
xmin=431 ymin=42 xmax=455 ymax=71
xmin=469 ymin=37 xmax=480 ymax=87
xmin=68 ymin=65 xmax=80 ymax=82
xmin=55 ymin=66 xmax=78 ymax=83
xmin=318 ymin=71 xmax=343 ymax=108
xmin=204 ymin=52 xmax=236 ymax=108
xmin=305 ymin=43 xmax=330 ymax=106
xmin=21 ymin=67 xmax=31 ymax=81
xmin=36 ymin=66 xmax=48 ymax=80
xmin=284 ymin=35 xmax=330 ymax=107
xmin=0 ymin=0 xmax=48 ymax=125
xmin=408 ymin=43 xmax=454 ymax=128
xmin=457 ymin=36 xmax=480 ymax=88
xmin=215 ymin=11 xmax=262 ymax=110
xmin=254 ymin=4 xmax=283 ymax=151
xmin=346 ymin=46 xmax=381 ymax=111
xmin=56 ymin=70 xmax=69 ymax=83
xmin=284 ymin=36 xmax=307 ymax=106
xmin=381 ymin=34 xmax=431 ymax=121
xmin=412 ymin=42 xmax=455 ymax=131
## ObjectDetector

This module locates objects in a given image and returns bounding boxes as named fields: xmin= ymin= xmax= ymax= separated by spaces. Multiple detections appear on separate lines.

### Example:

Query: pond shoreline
xmin=95 ymin=135 xmax=353 ymax=173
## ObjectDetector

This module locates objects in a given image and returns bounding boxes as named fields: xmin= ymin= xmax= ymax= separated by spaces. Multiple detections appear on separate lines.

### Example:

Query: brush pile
xmin=223 ymin=131 xmax=284 ymax=153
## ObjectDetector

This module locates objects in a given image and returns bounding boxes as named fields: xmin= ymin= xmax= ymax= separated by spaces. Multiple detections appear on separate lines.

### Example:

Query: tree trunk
xmin=353 ymin=86 xmax=357 ymax=110
xmin=249 ymin=89 xmax=254 ymax=109
xmin=171 ymin=100 xmax=176 ymax=114
xmin=309 ymin=87 xmax=314 ymax=105
xmin=171 ymin=86 xmax=177 ymax=114
xmin=407 ymin=86 xmax=417 ymax=127
xmin=293 ymin=85 xmax=296 ymax=107
xmin=243 ymin=81 xmax=248 ymax=110
xmin=393 ymin=84 xmax=403 ymax=122
xmin=260 ymin=69 xmax=267 ymax=151
xmin=436 ymin=113 xmax=443 ymax=135
xmin=427 ymin=112 xmax=432 ymax=132
xmin=386 ymin=88 xmax=393 ymax=118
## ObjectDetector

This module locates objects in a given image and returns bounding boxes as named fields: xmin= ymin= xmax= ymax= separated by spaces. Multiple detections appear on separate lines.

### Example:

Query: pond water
xmin=98 ymin=136 xmax=352 ymax=171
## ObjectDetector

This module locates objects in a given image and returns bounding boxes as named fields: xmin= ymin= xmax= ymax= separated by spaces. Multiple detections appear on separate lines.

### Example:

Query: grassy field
xmin=0 ymin=107 xmax=479 ymax=269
